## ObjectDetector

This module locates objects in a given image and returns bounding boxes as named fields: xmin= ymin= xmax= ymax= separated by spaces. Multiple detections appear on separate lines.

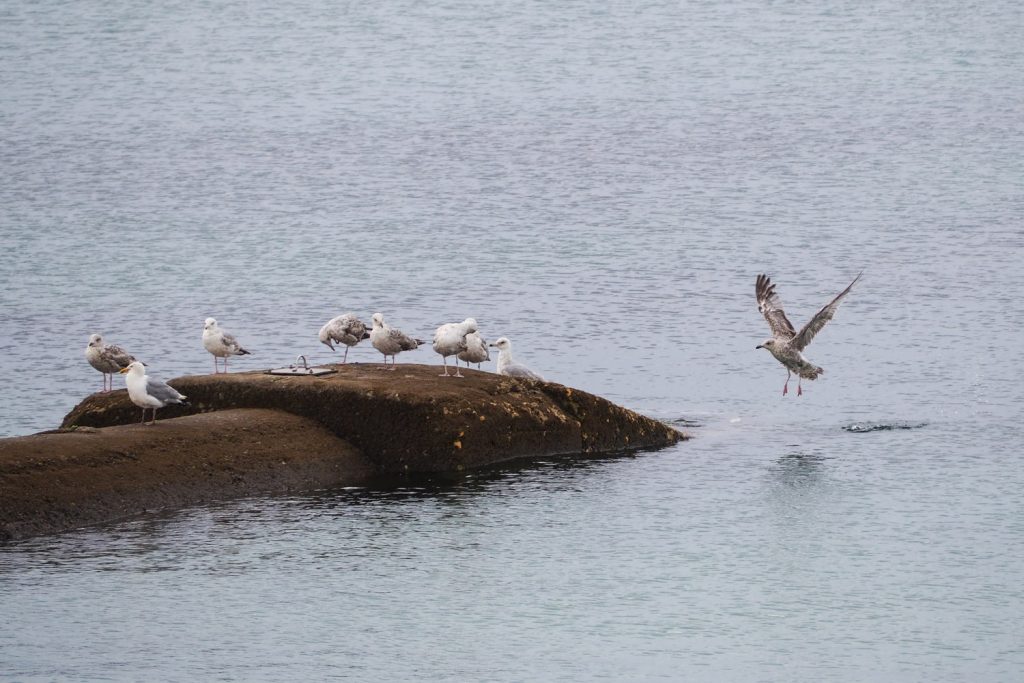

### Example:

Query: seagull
xmin=755 ymin=272 xmax=861 ymax=396
xmin=458 ymin=331 xmax=490 ymax=369
xmin=202 ymin=317 xmax=251 ymax=374
xmin=319 ymin=313 xmax=370 ymax=363
xmin=85 ymin=333 xmax=136 ymax=392
xmin=433 ymin=318 xmax=478 ymax=377
xmin=488 ymin=337 xmax=544 ymax=381
xmin=369 ymin=313 xmax=424 ymax=369
xmin=119 ymin=361 xmax=189 ymax=425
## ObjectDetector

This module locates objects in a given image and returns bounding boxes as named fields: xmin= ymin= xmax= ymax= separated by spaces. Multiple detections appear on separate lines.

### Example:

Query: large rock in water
xmin=2 ymin=364 xmax=683 ymax=541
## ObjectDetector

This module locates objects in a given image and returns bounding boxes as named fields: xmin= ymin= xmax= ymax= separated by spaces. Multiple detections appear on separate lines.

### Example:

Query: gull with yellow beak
xmin=119 ymin=361 xmax=189 ymax=425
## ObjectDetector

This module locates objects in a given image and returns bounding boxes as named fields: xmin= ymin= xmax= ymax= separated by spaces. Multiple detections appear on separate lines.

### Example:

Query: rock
xmin=1 ymin=409 xmax=372 ymax=543
xmin=1 ymin=364 xmax=684 ymax=542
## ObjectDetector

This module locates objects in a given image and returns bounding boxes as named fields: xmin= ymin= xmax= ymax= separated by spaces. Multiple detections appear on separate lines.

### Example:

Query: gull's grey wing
xmin=101 ymin=344 xmax=135 ymax=369
xmin=505 ymin=363 xmax=544 ymax=381
xmin=146 ymin=377 xmax=185 ymax=403
xmin=221 ymin=332 xmax=250 ymax=354
xmin=790 ymin=272 xmax=861 ymax=351
xmin=390 ymin=328 xmax=422 ymax=351
xmin=756 ymin=274 xmax=796 ymax=339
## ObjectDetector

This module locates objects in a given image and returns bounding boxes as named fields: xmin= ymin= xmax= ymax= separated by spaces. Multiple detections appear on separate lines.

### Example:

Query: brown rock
xmin=1 ymin=364 xmax=684 ymax=541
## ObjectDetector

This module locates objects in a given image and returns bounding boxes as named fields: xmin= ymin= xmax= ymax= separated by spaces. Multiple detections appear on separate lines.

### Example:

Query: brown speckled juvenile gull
xmin=369 ymin=313 xmax=424 ymax=369
xmin=458 ymin=331 xmax=490 ymax=368
xmin=755 ymin=272 xmax=861 ymax=396
xmin=85 ymin=333 xmax=136 ymax=392
xmin=319 ymin=313 xmax=370 ymax=363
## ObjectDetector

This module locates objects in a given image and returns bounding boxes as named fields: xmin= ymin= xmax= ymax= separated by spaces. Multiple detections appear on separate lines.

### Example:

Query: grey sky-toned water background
xmin=2 ymin=0 xmax=1023 ymax=679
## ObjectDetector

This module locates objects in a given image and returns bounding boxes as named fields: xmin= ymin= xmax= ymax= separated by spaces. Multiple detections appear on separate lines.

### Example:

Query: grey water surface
xmin=2 ymin=0 xmax=1023 ymax=679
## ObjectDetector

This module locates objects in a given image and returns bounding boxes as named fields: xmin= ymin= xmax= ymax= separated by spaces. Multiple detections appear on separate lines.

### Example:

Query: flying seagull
xmin=319 ymin=313 xmax=370 ymax=363
xmin=85 ymin=333 xmax=136 ymax=392
xmin=119 ymin=361 xmax=189 ymax=425
xmin=202 ymin=317 xmax=251 ymax=374
xmin=755 ymin=272 xmax=861 ymax=396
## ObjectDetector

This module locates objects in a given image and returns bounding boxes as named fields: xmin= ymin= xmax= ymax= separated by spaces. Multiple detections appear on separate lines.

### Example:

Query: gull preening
xmin=432 ymin=318 xmax=478 ymax=377
xmin=369 ymin=313 xmax=424 ymax=369
xmin=202 ymin=317 xmax=251 ymax=374
xmin=319 ymin=313 xmax=370 ymax=363
xmin=85 ymin=333 xmax=136 ymax=392
xmin=119 ymin=361 xmax=188 ymax=425
xmin=489 ymin=337 xmax=544 ymax=381
xmin=458 ymin=331 xmax=490 ymax=369
xmin=755 ymin=272 xmax=861 ymax=396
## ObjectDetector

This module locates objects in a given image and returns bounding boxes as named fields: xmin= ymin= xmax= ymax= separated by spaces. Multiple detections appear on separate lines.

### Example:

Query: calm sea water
xmin=2 ymin=0 xmax=1023 ymax=679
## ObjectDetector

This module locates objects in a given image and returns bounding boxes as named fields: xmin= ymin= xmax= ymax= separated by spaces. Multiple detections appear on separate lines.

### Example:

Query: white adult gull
xmin=85 ymin=333 xmax=136 ymax=392
xmin=458 ymin=331 xmax=490 ymax=369
xmin=755 ymin=272 xmax=861 ymax=396
xmin=488 ymin=337 xmax=544 ymax=381
xmin=202 ymin=317 xmax=251 ymax=374
xmin=119 ymin=361 xmax=189 ymax=425
xmin=319 ymin=313 xmax=370 ymax=363
xmin=369 ymin=313 xmax=424 ymax=369
xmin=432 ymin=318 xmax=478 ymax=377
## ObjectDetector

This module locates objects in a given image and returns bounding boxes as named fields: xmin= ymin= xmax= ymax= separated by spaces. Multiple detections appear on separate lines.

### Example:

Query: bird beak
xmin=118 ymin=367 xmax=129 ymax=374
xmin=755 ymin=345 xmax=763 ymax=350
xmin=323 ymin=340 xmax=335 ymax=351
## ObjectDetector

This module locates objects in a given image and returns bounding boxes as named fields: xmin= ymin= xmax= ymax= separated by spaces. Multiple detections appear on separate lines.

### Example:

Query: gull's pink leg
xmin=797 ymin=378 xmax=803 ymax=397
xmin=783 ymin=370 xmax=790 ymax=396
xmin=440 ymin=356 xmax=450 ymax=377
xmin=343 ymin=347 xmax=349 ymax=364
xmin=454 ymin=359 xmax=463 ymax=378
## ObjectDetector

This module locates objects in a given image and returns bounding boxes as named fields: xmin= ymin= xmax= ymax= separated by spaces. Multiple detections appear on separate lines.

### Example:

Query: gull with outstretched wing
xmin=755 ymin=272 xmax=861 ymax=396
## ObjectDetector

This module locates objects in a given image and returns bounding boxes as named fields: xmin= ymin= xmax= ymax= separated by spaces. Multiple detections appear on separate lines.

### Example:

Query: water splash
xmin=842 ymin=421 xmax=928 ymax=433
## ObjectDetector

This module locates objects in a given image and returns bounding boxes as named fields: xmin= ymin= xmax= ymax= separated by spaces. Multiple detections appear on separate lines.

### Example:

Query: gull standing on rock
xmin=489 ymin=337 xmax=544 ymax=381
xmin=433 ymin=318 xmax=478 ymax=377
xmin=119 ymin=361 xmax=189 ymax=425
xmin=755 ymin=272 xmax=861 ymax=396
xmin=458 ymin=331 xmax=490 ymax=369
xmin=202 ymin=317 xmax=251 ymax=374
xmin=85 ymin=333 xmax=136 ymax=392
xmin=319 ymin=313 xmax=370 ymax=363
xmin=369 ymin=313 xmax=424 ymax=369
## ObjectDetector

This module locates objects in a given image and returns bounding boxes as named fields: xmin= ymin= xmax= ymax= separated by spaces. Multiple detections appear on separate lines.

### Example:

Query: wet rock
xmin=1 ymin=364 xmax=684 ymax=541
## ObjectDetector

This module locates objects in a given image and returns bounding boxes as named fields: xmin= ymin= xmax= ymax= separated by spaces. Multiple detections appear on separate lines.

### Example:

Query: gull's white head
xmin=755 ymin=339 xmax=776 ymax=351
xmin=119 ymin=360 xmax=145 ymax=375
xmin=489 ymin=337 xmax=511 ymax=351
xmin=463 ymin=318 xmax=478 ymax=333
xmin=204 ymin=318 xmax=218 ymax=331
xmin=371 ymin=313 xmax=385 ymax=328
xmin=88 ymin=334 xmax=103 ymax=347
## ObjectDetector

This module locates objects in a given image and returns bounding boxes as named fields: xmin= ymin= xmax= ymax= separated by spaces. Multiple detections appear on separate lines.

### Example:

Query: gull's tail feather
xmin=800 ymin=366 xmax=824 ymax=380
